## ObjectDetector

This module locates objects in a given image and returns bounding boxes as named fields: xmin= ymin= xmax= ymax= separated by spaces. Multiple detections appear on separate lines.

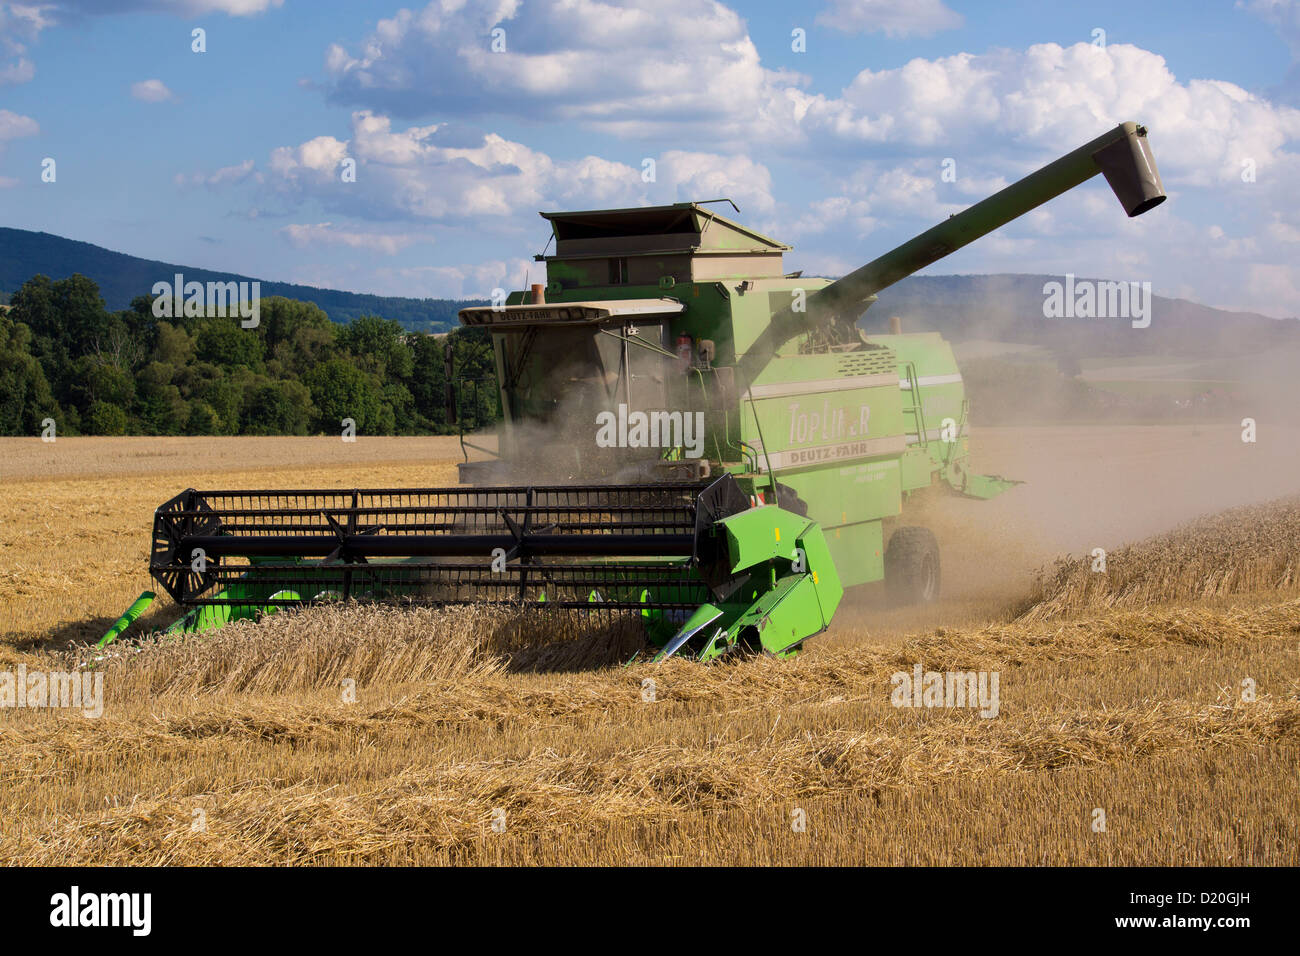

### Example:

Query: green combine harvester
xmin=143 ymin=122 xmax=1165 ymax=660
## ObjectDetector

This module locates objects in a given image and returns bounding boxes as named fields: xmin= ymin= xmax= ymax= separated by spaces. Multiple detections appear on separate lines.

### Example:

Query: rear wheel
xmin=884 ymin=526 xmax=940 ymax=605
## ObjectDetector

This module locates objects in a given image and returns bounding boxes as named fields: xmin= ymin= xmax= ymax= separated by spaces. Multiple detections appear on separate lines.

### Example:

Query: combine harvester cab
xmin=146 ymin=123 xmax=1166 ymax=660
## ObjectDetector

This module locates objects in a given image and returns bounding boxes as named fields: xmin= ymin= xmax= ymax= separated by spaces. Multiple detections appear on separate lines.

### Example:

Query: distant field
xmin=0 ymin=435 xmax=494 ymax=483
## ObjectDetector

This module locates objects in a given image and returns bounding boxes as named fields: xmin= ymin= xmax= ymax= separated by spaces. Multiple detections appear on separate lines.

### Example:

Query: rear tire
xmin=884 ymin=526 xmax=940 ymax=605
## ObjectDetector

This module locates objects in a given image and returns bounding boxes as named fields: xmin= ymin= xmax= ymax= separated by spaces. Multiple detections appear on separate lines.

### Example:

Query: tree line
xmin=0 ymin=273 xmax=500 ymax=437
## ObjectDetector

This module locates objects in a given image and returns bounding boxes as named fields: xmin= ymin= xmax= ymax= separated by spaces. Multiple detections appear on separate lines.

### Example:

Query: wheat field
xmin=1 ymin=431 xmax=1298 ymax=865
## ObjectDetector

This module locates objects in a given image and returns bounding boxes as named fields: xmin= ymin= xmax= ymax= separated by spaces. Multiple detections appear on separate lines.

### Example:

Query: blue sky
xmin=1 ymin=0 xmax=1298 ymax=316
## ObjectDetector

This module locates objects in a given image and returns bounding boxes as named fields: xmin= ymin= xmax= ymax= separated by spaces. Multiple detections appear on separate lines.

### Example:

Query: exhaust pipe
xmin=1092 ymin=123 xmax=1166 ymax=217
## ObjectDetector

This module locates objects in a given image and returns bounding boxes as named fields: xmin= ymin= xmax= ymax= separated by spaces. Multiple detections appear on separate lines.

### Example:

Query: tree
xmin=0 ymin=272 xmax=505 ymax=437
xmin=10 ymin=274 xmax=112 ymax=399
xmin=87 ymin=400 xmax=128 ymax=435
xmin=185 ymin=400 xmax=221 ymax=435
xmin=0 ymin=311 xmax=62 ymax=436
xmin=242 ymin=380 xmax=315 ymax=435
xmin=196 ymin=321 xmax=264 ymax=369
xmin=155 ymin=323 xmax=196 ymax=367
xmin=82 ymin=361 xmax=136 ymax=407
xmin=408 ymin=334 xmax=450 ymax=429
xmin=337 ymin=315 xmax=413 ymax=380
xmin=187 ymin=365 xmax=243 ymax=434
xmin=305 ymin=358 xmax=384 ymax=434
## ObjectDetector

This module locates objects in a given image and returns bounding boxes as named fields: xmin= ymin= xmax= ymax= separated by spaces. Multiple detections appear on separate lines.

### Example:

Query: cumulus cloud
xmin=785 ymin=42 xmax=1300 ymax=186
xmin=0 ymin=2 xmax=50 ymax=85
xmin=131 ymin=78 xmax=175 ymax=102
xmin=0 ymin=106 xmax=38 ymax=144
xmin=252 ymin=111 xmax=784 ymax=231
xmin=174 ymin=158 xmax=257 ymax=187
xmin=771 ymin=39 xmax=1300 ymax=315
xmin=279 ymin=222 xmax=434 ymax=255
xmin=320 ymin=5 xmax=1300 ymax=185
xmin=775 ymin=153 xmax=1016 ymax=242
xmin=815 ymin=0 xmax=962 ymax=37
xmin=322 ymin=0 xmax=804 ymax=138
xmin=260 ymin=110 xmax=646 ymax=222
xmin=375 ymin=257 xmax=541 ymax=298
xmin=657 ymin=151 xmax=776 ymax=214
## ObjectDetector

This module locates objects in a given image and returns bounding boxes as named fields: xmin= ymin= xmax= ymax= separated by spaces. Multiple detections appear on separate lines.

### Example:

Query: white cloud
xmin=1239 ymin=0 xmax=1300 ymax=56
xmin=169 ymin=0 xmax=282 ymax=11
xmin=754 ymin=40 xmax=1300 ymax=317
xmin=261 ymin=110 xmax=649 ymax=223
xmin=815 ymin=0 xmax=962 ymax=37
xmin=279 ymin=222 xmax=433 ymax=256
xmin=174 ymin=158 xmax=257 ymax=187
xmin=368 ymin=258 xmax=540 ymax=299
xmin=131 ymin=78 xmax=175 ymax=102
xmin=253 ymin=111 xmax=784 ymax=236
xmin=787 ymin=42 xmax=1300 ymax=187
xmin=657 ymin=151 xmax=776 ymax=214
xmin=0 ymin=2 xmax=49 ymax=85
xmin=0 ymin=106 xmax=38 ymax=141
xmin=773 ymin=157 xmax=963 ymax=242
xmin=1266 ymin=216 xmax=1300 ymax=242
xmin=323 ymin=0 xmax=804 ymax=138
xmin=52 ymin=0 xmax=282 ymax=15
xmin=320 ymin=4 xmax=1300 ymax=185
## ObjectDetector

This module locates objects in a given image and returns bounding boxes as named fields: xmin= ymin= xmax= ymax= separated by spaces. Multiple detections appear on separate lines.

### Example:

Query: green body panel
xmin=796 ymin=519 xmax=843 ymax=623
xmin=717 ymin=505 xmax=811 ymax=571
xmin=725 ymin=573 xmax=824 ymax=656
xmin=822 ymin=518 xmax=884 ymax=590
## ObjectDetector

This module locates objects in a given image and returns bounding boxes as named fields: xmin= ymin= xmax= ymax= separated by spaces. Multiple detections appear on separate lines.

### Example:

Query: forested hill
xmin=6 ymin=227 xmax=1295 ymax=355
xmin=0 ymin=227 xmax=476 ymax=332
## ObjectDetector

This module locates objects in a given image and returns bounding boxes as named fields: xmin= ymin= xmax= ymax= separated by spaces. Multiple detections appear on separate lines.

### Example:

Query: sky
xmin=1 ymin=0 xmax=1298 ymax=317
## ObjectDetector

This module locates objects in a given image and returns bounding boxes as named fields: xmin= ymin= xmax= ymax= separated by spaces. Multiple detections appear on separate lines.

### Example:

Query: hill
xmin=871 ymin=273 xmax=1298 ymax=357
xmin=0 ymin=228 xmax=478 ymax=333
xmin=3 ymin=225 xmax=1295 ymax=353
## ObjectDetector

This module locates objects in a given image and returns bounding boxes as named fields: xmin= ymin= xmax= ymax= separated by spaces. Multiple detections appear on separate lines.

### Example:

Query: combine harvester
xmin=142 ymin=123 xmax=1165 ymax=661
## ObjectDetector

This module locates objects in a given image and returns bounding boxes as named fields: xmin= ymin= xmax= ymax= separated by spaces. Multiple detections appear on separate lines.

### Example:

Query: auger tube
xmin=739 ymin=121 xmax=1165 ymax=385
